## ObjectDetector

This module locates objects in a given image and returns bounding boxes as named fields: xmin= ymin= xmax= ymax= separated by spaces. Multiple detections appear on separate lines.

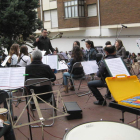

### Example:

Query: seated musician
xmin=17 ymin=45 xmax=31 ymax=67
xmin=25 ymin=49 xmax=56 ymax=81
xmin=115 ymin=40 xmax=126 ymax=59
xmin=0 ymin=91 xmax=15 ymax=140
xmin=7 ymin=44 xmax=19 ymax=67
xmin=63 ymin=46 xmax=84 ymax=93
xmin=25 ymin=49 xmax=56 ymax=101
xmin=0 ymin=120 xmax=16 ymax=140
xmin=88 ymin=45 xmax=117 ymax=106
xmin=84 ymin=40 xmax=98 ymax=61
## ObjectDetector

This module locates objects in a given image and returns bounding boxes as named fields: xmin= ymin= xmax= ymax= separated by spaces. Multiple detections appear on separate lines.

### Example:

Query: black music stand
xmin=58 ymin=53 xmax=69 ymax=62
xmin=109 ymin=101 xmax=140 ymax=128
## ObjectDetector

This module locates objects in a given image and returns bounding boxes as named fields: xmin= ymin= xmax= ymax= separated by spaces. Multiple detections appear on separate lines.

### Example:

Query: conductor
xmin=33 ymin=29 xmax=55 ymax=54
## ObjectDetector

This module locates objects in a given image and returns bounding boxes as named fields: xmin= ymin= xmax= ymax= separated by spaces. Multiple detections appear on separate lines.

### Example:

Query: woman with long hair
xmin=73 ymin=41 xmax=80 ymax=48
xmin=84 ymin=40 xmax=98 ymax=61
xmin=17 ymin=45 xmax=31 ymax=67
xmin=8 ymin=44 xmax=19 ymax=66
xmin=115 ymin=40 xmax=126 ymax=59
xmin=63 ymin=46 xmax=83 ymax=92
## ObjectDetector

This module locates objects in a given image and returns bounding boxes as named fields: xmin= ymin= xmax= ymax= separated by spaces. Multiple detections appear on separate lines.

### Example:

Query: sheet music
xmin=81 ymin=61 xmax=98 ymax=75
xmin=42 ymin=56 xmax=47 ymax=64
xmin=0 ymin=67 xmax=25 ymax=89
xmin=41 ymin=51 xmax=46 ymax=56
xmin=1 ymin=56 xmax=10 ymax=66
xmin=58 ymin=60 xmax=68 ymax=70
xmin=42 ymin=55 xmax=58 ymax=69
xmin=105 ymin=58 xmax=130 ymax=77
xmin=0 ymin=68 xmax=10 ymax=87
xmin=10 ymin=67 xmax=25 ymax=88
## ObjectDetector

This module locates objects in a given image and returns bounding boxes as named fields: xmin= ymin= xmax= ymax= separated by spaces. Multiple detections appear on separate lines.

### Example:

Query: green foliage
xmin=0 ymin=0 xmax=43 ymax=52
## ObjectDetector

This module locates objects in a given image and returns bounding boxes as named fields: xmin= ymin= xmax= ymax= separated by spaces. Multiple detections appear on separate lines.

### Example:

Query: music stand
xmin=6 ymin=89 xmax=69 ymax=140
xmin=58 ymin=53 xmax=69 ymax=62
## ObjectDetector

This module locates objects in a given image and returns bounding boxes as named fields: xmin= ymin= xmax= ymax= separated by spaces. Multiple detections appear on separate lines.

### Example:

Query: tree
xmin=0 ymin=0 xmax=43 ymax=53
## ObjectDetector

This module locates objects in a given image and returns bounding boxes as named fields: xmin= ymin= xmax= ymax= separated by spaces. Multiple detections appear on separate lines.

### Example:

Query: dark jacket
xmin=33 ymin=36 xmax=55 ymax=54
xmin=116 ymin=46 xmax=126 ymax=59
xmin=25 ymin=60 xmax=56 ymax=104
xmin=68 ymin=58 xmax=84 ymax=75
xmin=25 ymin=60 xmax=56 ymax=81
xmin=97 ymin=55 xmax=118 ymax=80
xmin=84 ymin=47 xmax=98 ymax=61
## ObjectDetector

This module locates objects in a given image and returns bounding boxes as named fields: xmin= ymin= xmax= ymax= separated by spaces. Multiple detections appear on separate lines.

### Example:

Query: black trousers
xmin=0 ymin=121 xmax=16 ymax=140
xmin=88 ymin=80 xmax=106 ymax=101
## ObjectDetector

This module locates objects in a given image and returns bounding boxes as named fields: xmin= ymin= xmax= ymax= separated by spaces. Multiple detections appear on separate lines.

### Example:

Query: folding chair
xmin=67 ymin=62 xmax=89 ymax=97
xmin=24 ymin=78 xmax=56 ymax=127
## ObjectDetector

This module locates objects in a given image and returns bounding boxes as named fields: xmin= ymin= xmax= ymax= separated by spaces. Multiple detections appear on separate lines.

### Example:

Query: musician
xmin=88 ymin=45 xmax=117 ymax=106
xmin=105 ymin=41 xmax=111 ymax=45
xmin=0 ymin=52 xmax=7 ymax=66
xmin=84 ymin=40 xmax=98 ymax=61
xmin=25 ymin=49 xmax=56 ymax=81
xmin=115 ymin=40 xmax=126 ymax=59
xmin=63 ymin=46 xmax=84 ymax=92
xmin=33 ymin=29 xmax=55 ymax=54
xmin=0 ymin=120 xmax=16 ymax=140
xmin=17 ymin=46 xmax=31 ymax=67
xmin=73 ymin=41 xmax=80 ymax=48
xmin=7 ymin=44 xmax=19 ymax=66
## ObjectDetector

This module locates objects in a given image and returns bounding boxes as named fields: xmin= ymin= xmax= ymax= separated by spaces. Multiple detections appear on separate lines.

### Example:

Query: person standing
xmin=33 ymin=29 xmax=55 ymax=54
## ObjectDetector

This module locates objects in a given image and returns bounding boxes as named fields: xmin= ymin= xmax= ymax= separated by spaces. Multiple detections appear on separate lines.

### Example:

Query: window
xmin=64 ymin=0 xmax=85 ymax=18
xmin=44 ymin=10 xmax=58 ymax=28
xmin=88 ymin=4 xmax=97 ymax=17
xmin=51 ymin=10 xmax=58 ymax=28
xmin=44 ymin=11 xmax=51 ymax=21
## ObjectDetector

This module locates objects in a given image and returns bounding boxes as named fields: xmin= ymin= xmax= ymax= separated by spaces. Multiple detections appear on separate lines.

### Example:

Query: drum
xmin=0 ymin=108 xmax=8 ymax=121
xmin=63 ymin=121 xmax=140 ymax=140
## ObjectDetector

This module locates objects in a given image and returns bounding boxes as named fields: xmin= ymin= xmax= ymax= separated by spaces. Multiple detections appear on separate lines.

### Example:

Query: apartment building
xmin=36 ymin=0 xmax=140 ymax=53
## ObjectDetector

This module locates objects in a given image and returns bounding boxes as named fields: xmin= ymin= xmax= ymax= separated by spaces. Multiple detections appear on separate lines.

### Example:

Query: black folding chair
xmin=24 ymin=78 xmax=56 ymax=127
xmin=67 ymin=62 xmax=89 ymax=97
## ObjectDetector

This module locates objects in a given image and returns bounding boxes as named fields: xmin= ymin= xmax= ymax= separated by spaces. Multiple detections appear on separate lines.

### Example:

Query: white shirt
xmin=11 ymin=54 xmax=18 ymax=66
xmin=17 ymin=54 xmax=31 ymax=67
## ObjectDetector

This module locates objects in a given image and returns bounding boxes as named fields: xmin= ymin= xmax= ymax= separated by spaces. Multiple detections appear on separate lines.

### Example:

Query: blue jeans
xmin=63 ymin=72 xmax=73 ymax=85
xmin=88 ymin=80 xmax=106 ymax=101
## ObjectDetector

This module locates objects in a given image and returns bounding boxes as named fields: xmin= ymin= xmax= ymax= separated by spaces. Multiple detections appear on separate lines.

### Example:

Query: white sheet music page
xmin=58 ymin=60 xmax=68 ymax=70
xmin=105 ymin=58 xmax=130 ymax=77
xmin=47 ymin=55 xmax=58 ymax=69
xmin=81 ymin=61 xmax=98 ymax=75
xmin=1 ymin=56 xmax=10 ymax=66
xmin=0 ymin=67 xmax=25 ymax=89
xmin=10 ymin=67 xmax=25 ymax=88
xmin=42 ymin=56 xmax=47 ymax=64
xmin=0 ymin=68 xmax=10 ymax=88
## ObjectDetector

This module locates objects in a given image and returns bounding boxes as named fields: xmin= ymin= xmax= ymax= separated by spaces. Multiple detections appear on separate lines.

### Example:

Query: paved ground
xmin=2 ymin=71 xmax=140 ymax=140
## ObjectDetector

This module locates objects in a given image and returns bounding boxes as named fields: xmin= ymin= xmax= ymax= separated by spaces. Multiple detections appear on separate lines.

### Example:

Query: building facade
xmin=36 ymin=0 xmax=140 ymax=53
